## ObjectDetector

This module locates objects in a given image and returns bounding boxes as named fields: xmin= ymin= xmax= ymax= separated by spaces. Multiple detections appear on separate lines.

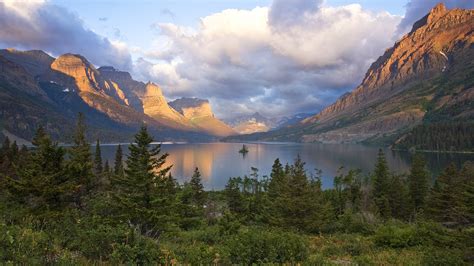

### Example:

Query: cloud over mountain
xmin=138 ymin=2 xmax=400 ymax=119
xmin=0 ymin=0 xmax=132 ymax=70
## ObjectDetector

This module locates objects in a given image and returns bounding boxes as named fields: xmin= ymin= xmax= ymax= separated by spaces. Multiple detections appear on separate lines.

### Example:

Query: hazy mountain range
xmin=226 ymin=112 xmax=315 ymax=134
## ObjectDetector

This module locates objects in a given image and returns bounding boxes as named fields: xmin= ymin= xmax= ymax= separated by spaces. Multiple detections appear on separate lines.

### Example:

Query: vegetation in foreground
xmin=0 ymin=114 xmax=473 ymax=264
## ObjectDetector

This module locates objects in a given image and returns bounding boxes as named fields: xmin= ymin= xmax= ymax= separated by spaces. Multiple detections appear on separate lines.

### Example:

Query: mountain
xmin=0 ymin=49 xmax=232 ymax=142
xmin=274 ymin=113 xmax=316 ymax=129
xmin=227 ymin=112 xmax=316 ymax=134
xmin=226 ymin=4 xmax=474 ymax=147
xmin=227 ymin=112 xmax=274 ymax=134
xmin=169 ymin=98 xmax=236 ymax=137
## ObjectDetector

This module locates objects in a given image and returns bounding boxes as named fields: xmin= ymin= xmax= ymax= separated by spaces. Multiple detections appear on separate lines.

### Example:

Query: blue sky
xmin=2 ymin=0 xmax=472 ymax=119
xmin=53 ymin=0 xmax=408 ymax=59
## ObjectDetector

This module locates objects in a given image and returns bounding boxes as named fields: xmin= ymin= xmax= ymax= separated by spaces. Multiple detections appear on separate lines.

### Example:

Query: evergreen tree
xmin=112 ymin=125 xmax=176 ymax=235
xmin=279 ymin=155 xmax=329 ymax=232
xmin=0 ymin=136 xmax=11 ymax=156
xmin=427 ymin=163 xmax=467 ymax=224
xmin=267 ymin=158 xmax=288 ymax=226
xmin=9 ymin=141 xmax=18 ymax=163
xmin=179 ymin=168 xmax=206 ymax=229
xmin=372 ymin=149 xmax=391 ymax=219
xmin=189 ymin=167 xmax=206 ymax=207
xmin=0 ymin=137 xmax=12 ymax=176
xmin=408 ymin=153 xmax=430 ymax=215
xmin=114 ymin=144 xmax=124 ymax=177
xmin=6 ymin=127 xmax=69 ymax=214
xmin=67 ymin=113 xmax=93 ymax=208
xmin=461 ymin=162 xmax=474 ymax=223
xmin=225 ymin=177 xmax=245 ymax=215
xmin=94 ymin=139 xmax=103 ymax=176
xmin=104 ymin=160 xmax=110 ymax=174
xmin=388 ymin=174 xmax=409 ymax=220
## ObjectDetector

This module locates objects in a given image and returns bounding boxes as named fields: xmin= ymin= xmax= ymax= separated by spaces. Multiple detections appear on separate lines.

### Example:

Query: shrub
xmin=422 ymin=248 xmax=465 ymax=266
xmin=110 ymin=228 xmax=164 ymax=264
xmin=0 ymin=222 xmax=53 ymax=264
xmin=224 ymin=227 xmax=308 ymax=264
xmin=374 ymin=222 xmax=419 ymax=248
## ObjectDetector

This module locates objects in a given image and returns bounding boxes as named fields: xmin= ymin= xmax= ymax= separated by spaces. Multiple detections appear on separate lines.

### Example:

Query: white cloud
xmin=0 ymin=0 xmax=132 ymax=70
xmin=138 ymin=2 xmax=401 ymax=119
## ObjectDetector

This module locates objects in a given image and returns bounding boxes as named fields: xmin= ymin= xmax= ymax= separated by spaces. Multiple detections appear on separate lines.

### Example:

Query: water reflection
xmin=99 ymin=143 xmax=474 ymax=190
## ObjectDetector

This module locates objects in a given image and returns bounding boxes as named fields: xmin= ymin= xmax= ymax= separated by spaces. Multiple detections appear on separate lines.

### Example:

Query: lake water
xmin=99 ymin=142 xmax=474 ymax=190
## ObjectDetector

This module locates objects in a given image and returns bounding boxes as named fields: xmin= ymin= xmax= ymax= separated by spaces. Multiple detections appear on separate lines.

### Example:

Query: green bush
xmin=374 ymin=222 xmax=420 ymax=248
xmin=110 ymin=229 xmax=164 ymax=264
xmin=69 ymin=216 xmax=131 ymax=260
xmin=338 ymin=212 xmax=378 ymax=235
xmin=0 ymin=222 xmax=53 ymax=264
xmin=225 ymin=227 xmax=308 ymax=264
xmin=422 ymin=248 xmax=465 ymax=266
xmin=172 ymin=243 xmax=225 ymax=265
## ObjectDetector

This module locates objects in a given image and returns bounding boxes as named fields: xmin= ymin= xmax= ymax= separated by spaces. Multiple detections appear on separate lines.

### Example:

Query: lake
xmin=99 ymin=142 xmax=474 ymax=190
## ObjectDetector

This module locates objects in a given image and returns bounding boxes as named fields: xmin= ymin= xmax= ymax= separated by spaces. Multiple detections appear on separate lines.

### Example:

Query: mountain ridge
xmin=225 ymin=3 xmax=474 ymax=146
xmin=0 ymin=49 xmax=235 ymax=142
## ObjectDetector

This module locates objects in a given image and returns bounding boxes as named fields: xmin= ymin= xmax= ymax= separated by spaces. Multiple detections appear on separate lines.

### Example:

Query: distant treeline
xmin=395 ymin=122 xmax=474 ymax=152
xmin=0 ymin=113 xmax=473 ymax=264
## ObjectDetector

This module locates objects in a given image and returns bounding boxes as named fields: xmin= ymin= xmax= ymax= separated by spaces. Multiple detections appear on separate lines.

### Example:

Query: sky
xmin=1 ymin=0 xmax=474 ymax=120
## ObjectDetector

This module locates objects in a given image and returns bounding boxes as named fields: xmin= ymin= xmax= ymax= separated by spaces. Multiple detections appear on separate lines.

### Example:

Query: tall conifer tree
xmin=112 ymin=125 xmax=176 ymax=235
xmin=372 ymin=149 xmax=391 ymax=219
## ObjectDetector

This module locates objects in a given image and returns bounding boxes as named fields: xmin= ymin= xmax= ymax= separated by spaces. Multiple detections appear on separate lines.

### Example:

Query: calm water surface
xmin=99 ymin=142 xmax=474 ymax=190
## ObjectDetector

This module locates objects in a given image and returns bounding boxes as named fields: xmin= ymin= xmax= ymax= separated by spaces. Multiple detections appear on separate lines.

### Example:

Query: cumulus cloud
xmin=398 ymin=0 xmax=474 ymax=34
xmin=0 ymin=0 xmax=132 ymax=70
xmin=137 ymin=2 xmax=401 ymax=119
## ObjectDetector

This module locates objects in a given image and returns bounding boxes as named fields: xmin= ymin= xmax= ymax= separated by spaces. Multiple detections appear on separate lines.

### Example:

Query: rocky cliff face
xmin=169 ymin=97 xmax=236 ymax=137
xmin=0 ymin=48 xmax=235 ymax=141
xmin=305 ymin=3 xmax=474 ymax=126
xmin=98 ymin=66 xmax=144 ymax=112
xmin=226 ymin=4 xmax=474 ymax=144
xmin=140 ymin=83 xmax=195 ymax=130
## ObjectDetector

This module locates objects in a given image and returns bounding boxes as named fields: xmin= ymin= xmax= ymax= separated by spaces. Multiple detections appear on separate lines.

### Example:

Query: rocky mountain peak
xmin=428 ymin=3 xmax=448 ymax=21
xmin=51 ymin=53 xmax=101 ymax=93
xmin=0 ymin=48 xmax=54 ymax=76
xmin=144 ymin=82 xmax=164 ymax=97
xmin=169 ymin=97 xmax=213 ymax=119
xmin=305 ymin=4 xmax=474 ymax=125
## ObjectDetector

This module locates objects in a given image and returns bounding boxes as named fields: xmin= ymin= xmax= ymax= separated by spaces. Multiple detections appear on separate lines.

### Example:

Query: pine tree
xmin=112 ymin=125 xmax=176 ymax=235
xmin=225 ymin=177 xmax=244 ymax=215
xmin=1 ymin=136 xmax=11 ymax=156
xmin=462 ymin=163 xmax=474 ymax=223
xmin=6 ymin=127 xmax=69 ymax=214
xmin=94 ymin=139 xmax=103 ymax=176
xmin=9 ymin=141 xmax=18 ymax=163
xmin=388 ymin=174 xmax=409 ymax=220
xmin=104 ymin=160 xmax=110 ymax=174
xmin=67 ymin=113 xmax=93 ymax=208
xmin=114 ymin=144 xmax=124 ymax=177
xmin=178 ymin=168 xmax=206 ymax=229
xmin=281 ymin=155 xmax=329 ymax=232
xmin=190 ymin=167 xmax=206 ymax=208
xmin=0 ymin=137 xmax=12 ymax=175
xmin=408 ymin=153 xmax=430 ymax=215
xmin=267 ymin=158 xmax=288 ymax=226
xmin=372 ymin=149 xmax=391 ymax=219
xmin=427 ymin=163 xmax=467 ymax=225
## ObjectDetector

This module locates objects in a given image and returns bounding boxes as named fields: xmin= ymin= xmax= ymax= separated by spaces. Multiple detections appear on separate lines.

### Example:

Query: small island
xmin=239 ymin=144 xmax=249 ymax=155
